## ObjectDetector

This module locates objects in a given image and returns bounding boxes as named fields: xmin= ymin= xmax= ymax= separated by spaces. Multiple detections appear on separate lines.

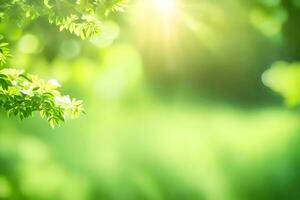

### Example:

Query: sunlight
xmin=130 ymin=0 xmax=182 ymax=43
xmin=154 ymin=0 xmax=177 ymax=15
xmin=128 ymin=0 xmax=183 ymax=69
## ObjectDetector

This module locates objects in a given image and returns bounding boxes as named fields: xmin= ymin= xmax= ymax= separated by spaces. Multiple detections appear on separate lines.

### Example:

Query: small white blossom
xmin=23 ymin=81 xmax=30 ymax=86
xmin=21 ymin=89 xmax=33 ymax=96
xmin=11 ymin=80 xmax=17 ymax=86
xmin=48 ymin=79 xmax=61 ymax=88
xmin=55 ymin=95 xmax=71 ymax=105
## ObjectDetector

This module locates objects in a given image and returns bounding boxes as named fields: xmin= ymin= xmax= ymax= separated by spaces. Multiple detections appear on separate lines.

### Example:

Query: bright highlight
xmin=154 ymin=0 xmax=177 ymax=15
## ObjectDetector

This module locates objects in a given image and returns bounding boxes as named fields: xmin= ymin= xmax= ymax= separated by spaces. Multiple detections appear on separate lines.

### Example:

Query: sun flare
xmin=154 ymin=0 xmax=177 ymax=15
xmin=131 ymin=0 xmax=182 ymax=39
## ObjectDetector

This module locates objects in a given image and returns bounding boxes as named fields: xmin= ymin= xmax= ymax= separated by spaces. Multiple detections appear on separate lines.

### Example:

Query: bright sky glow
xmin=154 ymin=0 xmax=177 ymax=15
xmin=130 ymin=0 xmax=181 ymax=41
xmin=129 ymin=0 xmax=183 ymax=68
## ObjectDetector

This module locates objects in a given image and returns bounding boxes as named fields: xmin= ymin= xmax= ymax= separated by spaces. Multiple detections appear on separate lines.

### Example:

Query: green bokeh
xmin=1 ymin=0 xmax=300 ymax=199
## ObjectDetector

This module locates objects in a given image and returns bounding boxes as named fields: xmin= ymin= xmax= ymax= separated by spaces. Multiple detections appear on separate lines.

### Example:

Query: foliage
xmin=0 ymin=68 xmax=84 ymax=128
xmin=263 ymin=61 xmax=300 ymax=107
xmin=0 ymin=0 xmax=128 ymax=127
xmin=255 ymin=1 xmax=300 ymax=107
xmin=0 ymin=42 xmax=10 ymax=66
xmin=0 ymin=0 xmax=128 ymax=39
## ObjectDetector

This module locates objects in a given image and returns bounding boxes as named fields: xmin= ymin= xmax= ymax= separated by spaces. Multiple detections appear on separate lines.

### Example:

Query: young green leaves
xmin=0 ymin=0 xmax=129 ymax=127
xmin=0 ymin=68 xmax=84 ymax=128
xmin=54 ymin=14 xmax=102 ymax=40
xmin=0 ymin=0 xmax=128 ymax=39
xmin=0 ymin=42 xmax=11 ymax=66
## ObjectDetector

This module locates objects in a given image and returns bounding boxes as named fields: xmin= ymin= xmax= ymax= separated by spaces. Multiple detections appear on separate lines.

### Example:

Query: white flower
xmin=11 ymin=80 xmax=17 ymax=86
xmin=48 ymin=79 xmax=61 ymax=88
xmin=23 ymin=81 xmax=30 ymax=86
xmin=55 ymin=95 xmax=71 ymax=105
xmin=21 ymin=89 xmax=33 ymax=96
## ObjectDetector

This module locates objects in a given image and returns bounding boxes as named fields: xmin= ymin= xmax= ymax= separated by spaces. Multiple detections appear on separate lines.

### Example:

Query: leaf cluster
xmin=0 ymin=68 xmax=85 ymax=128
xmin=0 ymin=0 xmax=128 ymax=127
xmin=0 ymin=0 xmax=128 ymax=39
xmin=0 ymin=42 xmax=10 ymax=66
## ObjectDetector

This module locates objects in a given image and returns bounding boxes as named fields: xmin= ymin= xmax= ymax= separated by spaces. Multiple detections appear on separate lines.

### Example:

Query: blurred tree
xmin=257 ymin=0 xmax=300 ymax=107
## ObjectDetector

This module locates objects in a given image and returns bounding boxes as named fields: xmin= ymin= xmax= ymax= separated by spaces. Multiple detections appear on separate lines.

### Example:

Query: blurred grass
xmin=1 ymin=95 xmax=299 ymax=200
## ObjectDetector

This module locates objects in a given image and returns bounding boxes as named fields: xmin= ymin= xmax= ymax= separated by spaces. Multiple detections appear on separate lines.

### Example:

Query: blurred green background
xmin=1 ymin=0 xmax=300 ymax=199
